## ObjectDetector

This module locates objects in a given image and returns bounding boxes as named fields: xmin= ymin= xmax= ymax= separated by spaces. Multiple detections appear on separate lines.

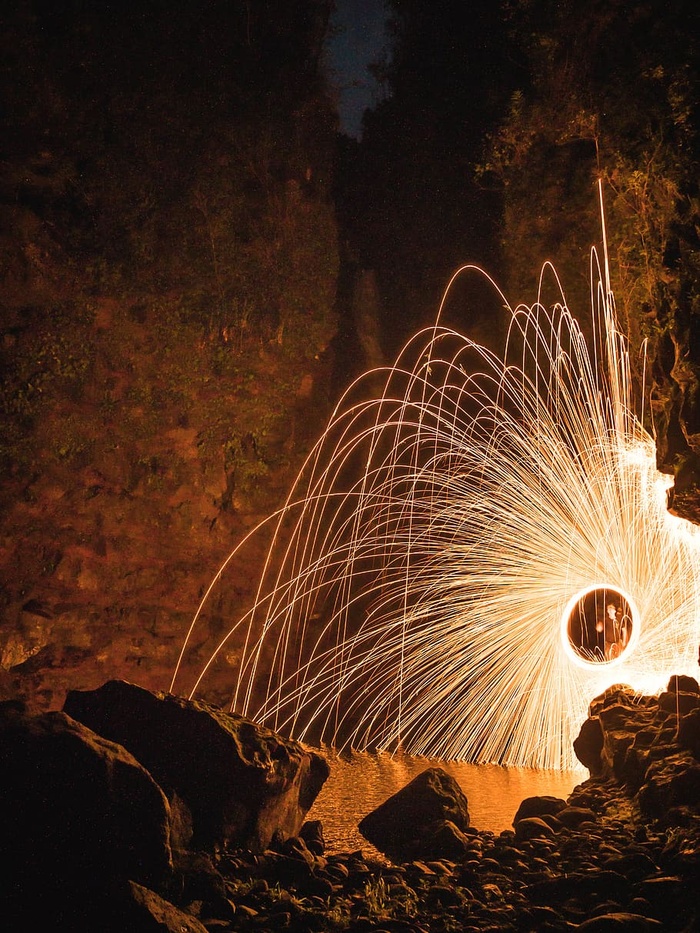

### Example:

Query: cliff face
xmin=0 ymin=0 xmax=339 ymax=711
xmin=0 ymin=287 xmax=335 ymax=710
xmin=0 ymin=200 xmax=340 ymax=704
xmin=3 ymin=0 xmax=700 ymax=718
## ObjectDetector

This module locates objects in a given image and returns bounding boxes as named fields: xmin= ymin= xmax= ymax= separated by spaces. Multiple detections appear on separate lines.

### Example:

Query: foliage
xmin=0 ymin=0 xmax=339 ymax=515
xmin=0 ymin=301 xmax=96 ymax=470
xmin=481 ymin=0 xmax=700 ymax=468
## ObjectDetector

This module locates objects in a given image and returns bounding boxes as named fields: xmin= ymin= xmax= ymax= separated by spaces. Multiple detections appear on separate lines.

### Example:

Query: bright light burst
xmin=173 ymin=189 xmax=700 ymax=769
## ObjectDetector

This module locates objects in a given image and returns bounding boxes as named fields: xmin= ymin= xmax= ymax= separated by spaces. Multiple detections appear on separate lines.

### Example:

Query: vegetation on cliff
xmin=0 ymin=0 xmax=339 ymax=702
xmin=479 ymin=0 xmax=700 ymax=482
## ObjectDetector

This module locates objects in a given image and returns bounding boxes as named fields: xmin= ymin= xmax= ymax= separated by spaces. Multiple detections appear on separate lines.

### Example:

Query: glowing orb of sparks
xmin=173 ymin=197 xmax=700 ymax=770
xmin=560 ymin=584 xmax=640 ymax=669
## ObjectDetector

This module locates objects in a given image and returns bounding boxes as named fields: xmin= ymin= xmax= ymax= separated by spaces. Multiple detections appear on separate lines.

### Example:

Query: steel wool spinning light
xmin=173 ymin=187 xmax=700 ymax=769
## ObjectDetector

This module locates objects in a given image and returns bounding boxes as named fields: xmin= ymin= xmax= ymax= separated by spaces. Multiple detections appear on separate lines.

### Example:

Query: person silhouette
xmin=596 ymin=602 xmax=628 ymax=660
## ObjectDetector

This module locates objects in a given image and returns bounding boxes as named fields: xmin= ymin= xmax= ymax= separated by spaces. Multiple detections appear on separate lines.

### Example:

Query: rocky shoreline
xmin=2 ymin=677 xmax=699 ymax=931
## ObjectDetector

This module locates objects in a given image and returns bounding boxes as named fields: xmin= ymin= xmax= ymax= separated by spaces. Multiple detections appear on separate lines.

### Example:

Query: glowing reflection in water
xmin=308 ymin=751 xmax=582 ymax=854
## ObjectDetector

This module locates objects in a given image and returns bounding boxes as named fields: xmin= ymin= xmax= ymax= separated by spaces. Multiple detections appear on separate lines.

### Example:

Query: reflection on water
xmin=308 ymin=749 xmax=583 ymax=855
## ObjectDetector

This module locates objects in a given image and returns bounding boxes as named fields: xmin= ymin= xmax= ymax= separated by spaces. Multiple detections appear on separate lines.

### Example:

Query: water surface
xmin=308 ymin=750 xmax=583 ymax=855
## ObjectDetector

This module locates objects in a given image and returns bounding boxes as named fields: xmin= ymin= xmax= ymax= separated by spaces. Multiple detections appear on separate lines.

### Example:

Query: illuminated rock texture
xmin=574 ymin=676 xmax=700 ymax=822
xmin=358 ymin=766 xmax=471 ymax=862
xmin=63 ymin=679 xmax=330 ymax=851
xmin=0 ymin=0 xmax=340 ymax=719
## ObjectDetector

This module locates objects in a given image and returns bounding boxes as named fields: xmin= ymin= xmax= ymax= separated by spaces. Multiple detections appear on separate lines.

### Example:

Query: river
xmin=307 ymin=750 xmax=584 ymax=855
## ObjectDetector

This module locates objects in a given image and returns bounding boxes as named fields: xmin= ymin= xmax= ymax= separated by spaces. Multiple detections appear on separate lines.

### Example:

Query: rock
xmin=599 ymin=709 xmax=643 ymax=781
xmin=576 ymin=912 xmax=663 ymax=931
xmin=677 ymin=707 xmax=700 ymax=758
xmin=358 ymin=766 xmax=470 ymax=863
xmin=556 ymin=805 xmax=598 ymax=828
xmin=63 ymin=679 xmax=329 ymax=851
xmin=589 ymin=684 xmax=641 ymax=717
xmin=174 ymin=850 xmax=226 ymax=906
xmin=0 ymin=699 xmax=173 ymax=917
xmin=575 ymin=715 xmax=604 ymax=773
xmin=603 ymin=851 xmax=659 ymax=882
xmin=637 ymin=751 xmax=700 ymax=821
xmin=620 ymin=744 xmax=651 ymax=793
xmin=424 ymin=818 xmax=471 ymax=860
xmin=4 ymin=673 xmax=700 ymax=930
xmin=666 ymin=674 xmax=699 ymax=694
xmin=116 ymin=880 xmax=211 ymax=932
xmin=264 ymin=838 xmax=318 ymax=886
xmin=513 ymin=816 xmax=556 ymax=841
xmin=658 ymin=689 xmax=700 ymax=716
xmin=425 ymin=882 xmax=466 ymax=907
xmin=525 ymin=869 xmax=631 ymax=906
xmin=513 ymin=794 xmax=567 ymax=824
xmin=634 ymin=876 xmax=696 ymax=928
xmin=299 ymin=818 xmax=325 ymax=854
xmin=11 ymin=876 xmax=211 ymax=933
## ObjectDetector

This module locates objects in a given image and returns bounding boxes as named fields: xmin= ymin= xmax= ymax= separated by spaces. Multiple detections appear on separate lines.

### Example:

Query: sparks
xmin=173 ymin=187 xmax=700 ymax=769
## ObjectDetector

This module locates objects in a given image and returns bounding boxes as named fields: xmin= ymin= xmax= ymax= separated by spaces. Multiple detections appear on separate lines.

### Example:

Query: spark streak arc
xmin=173 ymin=191 xmax=700 ymax=769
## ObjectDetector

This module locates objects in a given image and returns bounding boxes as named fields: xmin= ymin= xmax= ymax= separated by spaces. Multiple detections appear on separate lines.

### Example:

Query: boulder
xmin=574 ymin=688 xmax=687 ymax=787
xmin=424 ymin=818 xmax=472 ymax=861
xmin=677 ymin=706 xmax=700 ymax=758
xmin=299 ymin=818 xmax=325 ymax=855
xmin=589 ymin=684 xmax=642 ymax=717
xmin=63 ymin=679 xmax=329 ymax=851
xmin=0 ymin=699 xmax=173 ymax=914
xmin=513 ymin=794 xmax=567 ymax=824
xmin=572 ymin=679 xmax=700 ymax=831
xmin=358 ymin=766 xmax=470 ymax=863
xmin=514 ymin=815 xmax=557 ymax=841
xmin=636 ymin=751 xmax=700 ymax=821
xmin=574 ymin=715 xmax=604 ymax=773
xmin=666 ymin=674 xmax=700 ymax=694
xmin=556 ymin=805 xmax=598 ymax=828
xmin=658 ymin=689 xmax=700 ymax=716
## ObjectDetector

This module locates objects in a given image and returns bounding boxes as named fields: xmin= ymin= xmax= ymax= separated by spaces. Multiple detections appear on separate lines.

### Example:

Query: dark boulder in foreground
xmin=0 ymin=699 xmax=173 ymax=887
xmin=2 ymin=674 xmax=700 ymax=930
xmin=358 ymin=765 xmax=471 ymax=861
xmin=0 ymin=699 xmax=178 ymax=926
xmin=64 ymin=679 xmax=330 ymax=851
xmin=0 ymin=681 xmax=330 ymax=929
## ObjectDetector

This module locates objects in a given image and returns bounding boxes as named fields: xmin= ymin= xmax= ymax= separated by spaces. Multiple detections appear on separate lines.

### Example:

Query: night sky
xmin=325 ymin=0 xmax=391 ymax=138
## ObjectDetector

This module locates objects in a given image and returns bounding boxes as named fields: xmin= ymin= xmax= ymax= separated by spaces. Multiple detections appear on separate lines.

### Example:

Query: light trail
xmin=172 ymin=187 xmax=700 ymax=769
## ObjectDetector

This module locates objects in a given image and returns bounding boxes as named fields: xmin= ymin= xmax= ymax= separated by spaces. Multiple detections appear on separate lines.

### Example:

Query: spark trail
xmin=172 ymin=191 xmax=700 ymax=769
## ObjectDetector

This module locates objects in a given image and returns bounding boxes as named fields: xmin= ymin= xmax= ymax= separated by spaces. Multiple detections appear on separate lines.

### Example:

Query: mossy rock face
xmin=0 ymin=279 xmax=338 ymax=712
xmin=0 ymin=0 xmax=340 ymax=716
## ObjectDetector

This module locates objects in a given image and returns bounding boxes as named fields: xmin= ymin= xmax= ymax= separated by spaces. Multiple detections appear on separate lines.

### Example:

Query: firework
xmin=173 ymin=187 xmax=700 ymax=769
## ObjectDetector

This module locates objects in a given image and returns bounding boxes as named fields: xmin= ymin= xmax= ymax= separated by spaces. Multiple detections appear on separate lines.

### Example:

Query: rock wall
xmin=0 ymin=289 xmax=335 ymax=712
